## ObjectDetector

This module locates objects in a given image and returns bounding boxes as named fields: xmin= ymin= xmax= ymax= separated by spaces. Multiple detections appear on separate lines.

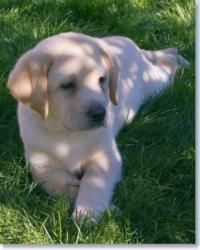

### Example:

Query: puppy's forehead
xmin=36 ymin=33 xmax=102 ymax=60
xmin=51 ymin=55 xmax=100 ymax=82
xmin=37 ymin=33 xmax=106 ymax=77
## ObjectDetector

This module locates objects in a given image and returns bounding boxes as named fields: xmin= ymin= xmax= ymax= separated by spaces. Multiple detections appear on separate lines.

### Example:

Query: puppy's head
xmin=7 ymin=33 xmax=119 ymax=131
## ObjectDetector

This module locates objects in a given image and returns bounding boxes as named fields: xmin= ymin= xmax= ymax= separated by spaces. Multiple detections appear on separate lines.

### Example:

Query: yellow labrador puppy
xmin=7 ymin=32 xmax=188 ymax=220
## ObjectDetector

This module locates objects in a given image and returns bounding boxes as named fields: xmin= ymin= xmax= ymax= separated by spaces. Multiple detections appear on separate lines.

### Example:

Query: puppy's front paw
xmin=39 ymin=172 xmax=80 ymax=200
xmin=72 ymin=206 xmax=98 ymax=224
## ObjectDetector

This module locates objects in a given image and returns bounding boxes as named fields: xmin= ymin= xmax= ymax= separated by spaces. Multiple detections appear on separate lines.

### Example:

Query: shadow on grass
xmin=0 ymin=0 xmax=195 ymax=244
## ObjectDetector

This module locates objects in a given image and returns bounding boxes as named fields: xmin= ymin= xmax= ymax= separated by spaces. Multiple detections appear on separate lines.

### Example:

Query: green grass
xmin=0 ymin=0 xmax=195 ymax=244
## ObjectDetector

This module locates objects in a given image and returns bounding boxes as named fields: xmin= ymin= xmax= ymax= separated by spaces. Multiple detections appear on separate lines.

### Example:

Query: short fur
xmin=7 ymin=32 xmax=189 ymax=220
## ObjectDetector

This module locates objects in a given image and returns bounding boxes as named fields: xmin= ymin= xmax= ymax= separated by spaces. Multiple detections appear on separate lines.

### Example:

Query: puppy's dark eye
xmin=99 ymin=76 xmax=106 ymax=84
xmin=61 ymin=82 xmax=75 ymax=90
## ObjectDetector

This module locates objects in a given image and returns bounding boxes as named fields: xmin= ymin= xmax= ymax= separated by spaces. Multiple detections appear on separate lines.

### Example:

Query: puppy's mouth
xmin=86 ymin=120 xmax=106 ymax=130
xmin=62 ymin=119 xmax=106 ymax=132
xmin=78 ymin=118 xmax=107 ymax=131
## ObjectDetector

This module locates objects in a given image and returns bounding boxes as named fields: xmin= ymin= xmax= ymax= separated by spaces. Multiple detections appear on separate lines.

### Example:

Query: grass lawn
xmin=0 ymin=0 xmax=195 ymax=244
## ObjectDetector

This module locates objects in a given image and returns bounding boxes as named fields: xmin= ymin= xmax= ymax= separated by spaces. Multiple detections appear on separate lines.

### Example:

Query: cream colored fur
xmin=7 ymin=32 xmax=188 ymax=220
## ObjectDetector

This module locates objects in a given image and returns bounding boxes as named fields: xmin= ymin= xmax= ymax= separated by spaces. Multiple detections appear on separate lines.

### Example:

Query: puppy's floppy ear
xmin=7 ymin=50 xmax=52 ymax=119
xmin=99 ymin=43 xmax=119 ymax=105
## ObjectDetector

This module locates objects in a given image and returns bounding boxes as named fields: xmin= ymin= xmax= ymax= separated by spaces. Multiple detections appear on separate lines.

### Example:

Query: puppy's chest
xmin=51 ymin=135 xmax=95 ymax=172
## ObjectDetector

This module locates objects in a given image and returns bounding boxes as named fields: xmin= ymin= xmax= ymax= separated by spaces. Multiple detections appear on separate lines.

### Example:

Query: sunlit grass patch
xmin=0 ymin=0 xmax=195 ymax=244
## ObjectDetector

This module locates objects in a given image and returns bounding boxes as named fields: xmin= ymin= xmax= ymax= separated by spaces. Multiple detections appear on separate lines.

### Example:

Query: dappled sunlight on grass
xmin=0 ymin=0 xmax=194 ymax=244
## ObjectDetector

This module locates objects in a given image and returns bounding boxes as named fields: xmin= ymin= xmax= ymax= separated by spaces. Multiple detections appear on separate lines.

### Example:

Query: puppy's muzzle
xmin=87 ymin=104 xmax=106 ymax=124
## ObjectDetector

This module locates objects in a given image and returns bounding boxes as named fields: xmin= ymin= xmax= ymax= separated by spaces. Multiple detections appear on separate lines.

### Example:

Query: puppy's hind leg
xmin=141 ymin=48 xmax=189 ymax=98
xmin=141 ymin=48 xmax=189 ymax=68
xmin=155 ymin=49 xmax=189 ymax=75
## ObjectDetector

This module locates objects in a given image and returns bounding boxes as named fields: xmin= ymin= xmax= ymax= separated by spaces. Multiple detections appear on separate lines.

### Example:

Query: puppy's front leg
xmin=72 ymin=143 xmax=122 ymax=221
xmin=27 ymin=151 xmax=80 ymax=200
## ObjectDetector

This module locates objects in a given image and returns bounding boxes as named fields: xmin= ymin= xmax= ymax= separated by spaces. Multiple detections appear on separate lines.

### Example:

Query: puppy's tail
xmin=141 ymin=48 xmax=189 ymax=98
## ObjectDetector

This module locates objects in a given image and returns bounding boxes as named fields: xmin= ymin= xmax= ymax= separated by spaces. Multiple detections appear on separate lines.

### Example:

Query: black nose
xmin=87 ymin=105 xmax=106 ymax=123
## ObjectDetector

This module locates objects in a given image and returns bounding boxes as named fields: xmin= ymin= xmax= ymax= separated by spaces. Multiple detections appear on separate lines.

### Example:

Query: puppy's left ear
xmin=99 ymin=41 xmax=119 ymax=105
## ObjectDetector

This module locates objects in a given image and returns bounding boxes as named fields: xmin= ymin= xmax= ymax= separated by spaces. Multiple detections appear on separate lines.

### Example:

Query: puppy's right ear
xmin=7 ymin=50 xmax=52 ymax=119
xmin=97 ymin=39 xmax=119 ymax=105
